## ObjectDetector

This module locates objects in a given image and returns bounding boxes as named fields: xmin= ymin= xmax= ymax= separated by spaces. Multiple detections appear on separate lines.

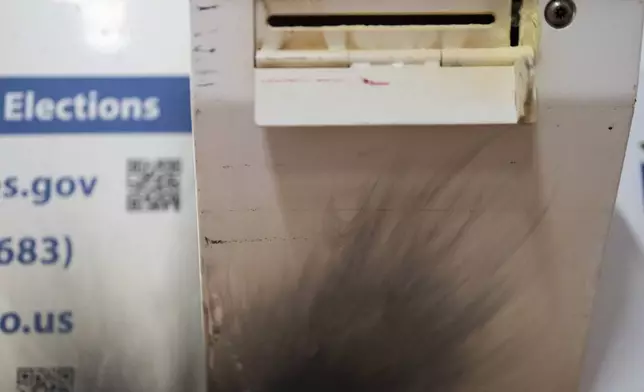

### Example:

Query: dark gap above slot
xmin=510 ymin=0 xmax=523 ymax=46
xmin=267 ymin=13 xmax=496 ymax=28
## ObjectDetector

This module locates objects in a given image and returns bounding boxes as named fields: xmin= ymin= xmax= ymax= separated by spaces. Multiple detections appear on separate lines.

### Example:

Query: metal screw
xmin=545 ymin=0 xmax=576 ymax=29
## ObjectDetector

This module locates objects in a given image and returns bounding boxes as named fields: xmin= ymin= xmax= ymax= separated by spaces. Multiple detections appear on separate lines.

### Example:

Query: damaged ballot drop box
xmin=194 ymin=0 xmax=644 ymax=391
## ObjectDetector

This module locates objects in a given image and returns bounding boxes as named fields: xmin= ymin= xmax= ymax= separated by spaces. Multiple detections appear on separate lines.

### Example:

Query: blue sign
xmin=0 ymin=77 xmax=192 ymax=134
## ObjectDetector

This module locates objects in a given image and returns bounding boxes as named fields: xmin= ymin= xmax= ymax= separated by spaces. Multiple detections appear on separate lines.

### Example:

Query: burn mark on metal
xmin=197 ymin=5 xmax=218 ymax=11
xmin=205 ymin=238 xmax=227 ymax=245
xmin=204 ymin=135 xmax=544 ymax=391
xmin=193 ymin=45 xmax=216 ymax=54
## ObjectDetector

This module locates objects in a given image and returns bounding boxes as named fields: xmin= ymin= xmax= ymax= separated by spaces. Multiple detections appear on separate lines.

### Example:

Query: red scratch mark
xmin=362 ymin=77 xmax=390 ymax=86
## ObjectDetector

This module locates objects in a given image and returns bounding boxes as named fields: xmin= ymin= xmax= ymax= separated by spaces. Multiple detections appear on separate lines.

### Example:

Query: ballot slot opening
xmin=255 ymin=2 xmax=538 ymax=126
xmin=267 ymin=13 xmax=496 ymax=28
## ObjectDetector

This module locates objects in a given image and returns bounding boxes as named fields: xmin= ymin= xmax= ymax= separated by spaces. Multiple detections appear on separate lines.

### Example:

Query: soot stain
xmin=207 ymin=139 xmax=527 ymax=392
xmin=193 ymin=45 xmax=216 ymax=53
xmin=197 ymin=5 xmax=218 ymax=11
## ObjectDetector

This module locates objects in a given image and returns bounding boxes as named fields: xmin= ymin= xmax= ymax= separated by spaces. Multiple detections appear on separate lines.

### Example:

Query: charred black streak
xmin=208 ymin=135 xmax=534 ymax=392
xmin=197 ymin=5 xmax=218 ymax=11
xmin=193 ymin=45 xmax=216 ymax=53
xmin=205 ymin=236 xmax=309 ymax=247
xmin=205 ymin=238 xmax=227 ymax=245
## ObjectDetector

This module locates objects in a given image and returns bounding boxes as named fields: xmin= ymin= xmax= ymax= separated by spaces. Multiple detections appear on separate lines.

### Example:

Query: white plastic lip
xmin=255 ymin=63 xmax=527 ymax=127
xmin=254 ymin=47 xmax=534 ymax=127
xmin=255 ymin=47 xmax=534 ymax=68
xmin=256 ymin=49 xmax=443 ymax=68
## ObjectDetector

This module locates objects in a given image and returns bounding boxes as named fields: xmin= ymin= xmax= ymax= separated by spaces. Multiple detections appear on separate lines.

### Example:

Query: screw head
xmin=545 ymin=0 xmax=576 ymax=29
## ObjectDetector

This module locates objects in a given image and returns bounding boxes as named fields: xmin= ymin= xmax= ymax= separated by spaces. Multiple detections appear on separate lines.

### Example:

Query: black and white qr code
xmin=126 ymin=159 xmax=181 ymax=212
xmin=16 ymin=367 xmax=74 ymax=392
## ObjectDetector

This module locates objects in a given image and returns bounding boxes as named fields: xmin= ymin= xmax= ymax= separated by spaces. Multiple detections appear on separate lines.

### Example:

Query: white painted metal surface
xmin=579 ymin=40 xmax=644 ymax=392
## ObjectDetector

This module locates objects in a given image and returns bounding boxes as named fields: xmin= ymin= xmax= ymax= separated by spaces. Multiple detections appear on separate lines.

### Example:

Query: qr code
xmin=126 ymin=159 xmax=181 ymax=212
xmin=16 ymin=367 xmax=74 ymax=392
